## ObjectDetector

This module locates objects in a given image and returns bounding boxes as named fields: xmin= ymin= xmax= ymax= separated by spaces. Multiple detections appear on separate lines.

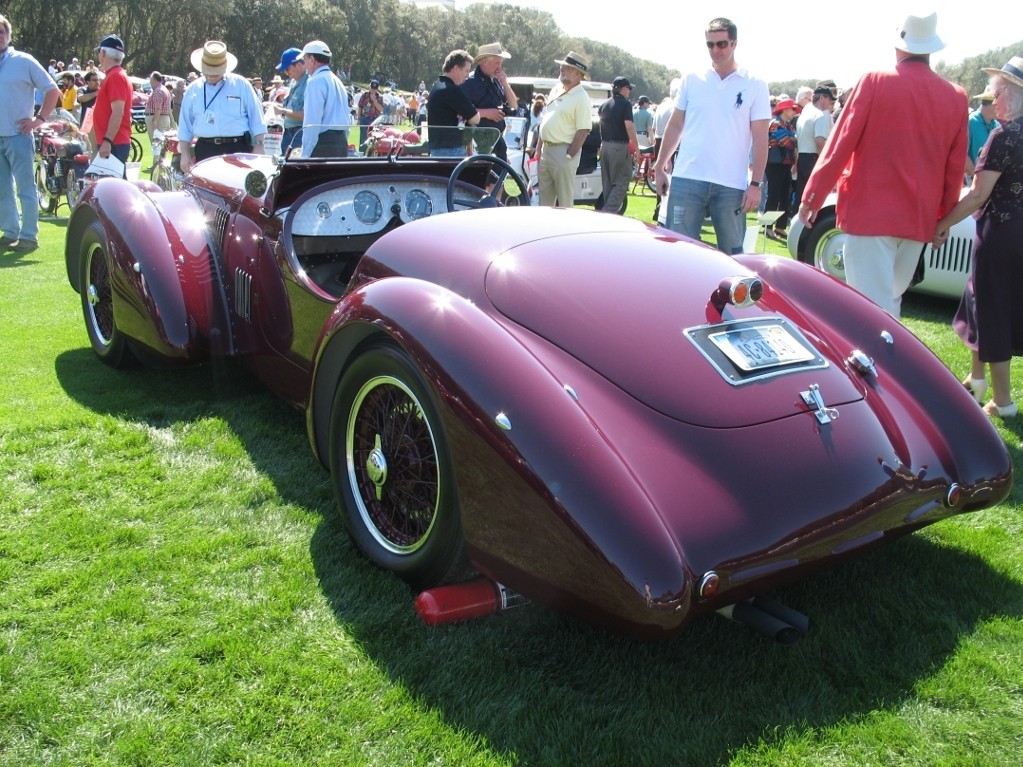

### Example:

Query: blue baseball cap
xmin=277 ymin=47 xmax=302 ymax=71
xmin=96 ymin=34 xmax=125 ymax=53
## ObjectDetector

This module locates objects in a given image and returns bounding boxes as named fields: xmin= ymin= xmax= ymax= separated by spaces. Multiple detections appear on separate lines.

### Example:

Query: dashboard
xmin=290 ymin=178 xmax=454 ymax=238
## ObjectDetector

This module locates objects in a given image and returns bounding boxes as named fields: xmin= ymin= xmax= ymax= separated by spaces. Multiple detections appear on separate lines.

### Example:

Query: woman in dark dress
xmin=764 ymin=98 xmax=798 ymax=240
xmin=933 ymin=58 xmax=1023 ymax=418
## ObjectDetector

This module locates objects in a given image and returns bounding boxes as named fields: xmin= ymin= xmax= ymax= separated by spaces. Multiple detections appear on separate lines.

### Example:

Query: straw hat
xmin=982 ymin=56 xmax=1023 ymax=89
xmin=894 ymin=12 xmax=944 ymax=55
xmin=190 ymin=41 xmax=238 ymax=77
xmin=555 ymin=51 xmax=590 ymax=79
xmin=474 ymin=42 xmax=511 ymax=63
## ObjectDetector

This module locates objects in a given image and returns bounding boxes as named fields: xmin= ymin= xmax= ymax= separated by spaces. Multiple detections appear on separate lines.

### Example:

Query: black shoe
xmin=10 ymin=239 xmax=38 ymax=253
xmin=0 ymin=235 xmax=18 ymax=250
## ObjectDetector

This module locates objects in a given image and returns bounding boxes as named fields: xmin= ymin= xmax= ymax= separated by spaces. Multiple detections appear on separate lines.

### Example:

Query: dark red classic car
xmin=64 ymin=150 xmax=1012 ymax=641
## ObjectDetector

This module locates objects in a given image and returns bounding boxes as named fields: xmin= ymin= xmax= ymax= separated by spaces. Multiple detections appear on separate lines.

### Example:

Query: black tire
xmin=35 ymin=160 xmax=57 ymax=215
xmin=329 ymin=344 xmax=463 ymax=589
xmin=129 ymin=136 xmax=144 ymax=164
xmin=798 ymin=210 xmax=847 ymax=283
xmin=79 ymin=220 xmax=134 ymax=367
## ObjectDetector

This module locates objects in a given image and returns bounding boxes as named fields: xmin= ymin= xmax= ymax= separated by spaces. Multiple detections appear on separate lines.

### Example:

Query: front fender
xmin=66 ymin=179 xmax=230 ymax=362
xmin=309 ymin=277 xmax=691 ymax=635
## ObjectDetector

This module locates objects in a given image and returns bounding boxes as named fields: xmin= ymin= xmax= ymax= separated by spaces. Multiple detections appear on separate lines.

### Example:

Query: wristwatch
xmin=749 ymin=180 xmax=762 ymax=187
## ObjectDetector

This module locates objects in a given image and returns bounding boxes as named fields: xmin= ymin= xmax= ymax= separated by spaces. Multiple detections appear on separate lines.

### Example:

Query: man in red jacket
xmin=798 ymin=12 xmax=967 ymax=318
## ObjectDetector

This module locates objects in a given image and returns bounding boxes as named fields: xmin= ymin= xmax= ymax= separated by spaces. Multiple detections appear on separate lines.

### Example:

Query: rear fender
xmin=66 ymin=179 xmax=231 ymax=362
xmin=739 ymin=253 xmax=1012 ymax=488
xmin=309 ymin=277 xmax=691 ymax=633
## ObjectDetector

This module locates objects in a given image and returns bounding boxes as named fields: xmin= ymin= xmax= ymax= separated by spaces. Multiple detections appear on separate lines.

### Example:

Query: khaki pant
xmin=145 ymin=114 xmax=172 ymax=145
xmin=538 ymin=144 xmax=580 ymax=207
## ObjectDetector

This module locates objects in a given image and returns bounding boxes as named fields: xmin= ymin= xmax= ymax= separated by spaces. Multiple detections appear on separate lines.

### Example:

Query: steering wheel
xmin=445 ymin=154 xmax=529 ymax=212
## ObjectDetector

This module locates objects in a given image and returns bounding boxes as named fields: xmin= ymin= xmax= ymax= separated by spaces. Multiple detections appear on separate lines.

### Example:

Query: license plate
xmin=709 ymin=324 xmax=816 ymax=371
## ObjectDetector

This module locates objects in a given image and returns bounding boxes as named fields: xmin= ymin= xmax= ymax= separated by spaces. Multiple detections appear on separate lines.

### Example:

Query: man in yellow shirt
xmin=535 ymin=51 xmax=592 ymax=206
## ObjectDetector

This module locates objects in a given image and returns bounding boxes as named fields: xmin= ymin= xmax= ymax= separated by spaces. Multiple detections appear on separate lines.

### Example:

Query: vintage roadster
xmin=64 ymin=149 xmax=1012 ymax=640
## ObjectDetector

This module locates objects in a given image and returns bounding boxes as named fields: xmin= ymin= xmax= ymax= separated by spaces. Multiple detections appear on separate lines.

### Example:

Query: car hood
xmin=486 ymin=231 xmax=864 ymax=428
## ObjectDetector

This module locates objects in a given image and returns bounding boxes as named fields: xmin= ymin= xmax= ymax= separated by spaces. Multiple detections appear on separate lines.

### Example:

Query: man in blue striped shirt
xmin=300 ymin=40 xmax=351 ymax=157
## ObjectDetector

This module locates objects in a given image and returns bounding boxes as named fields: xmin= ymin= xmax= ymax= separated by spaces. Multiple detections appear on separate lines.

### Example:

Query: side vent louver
xmin=235 ymin=268 xmax=252 ymax=322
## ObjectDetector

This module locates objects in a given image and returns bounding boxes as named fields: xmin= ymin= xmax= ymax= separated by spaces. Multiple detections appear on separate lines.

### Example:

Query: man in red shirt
xmin=92 ymin=34 xmax=133 ymax=174
xmin=798 ymin=13 xmax=967 ymax=317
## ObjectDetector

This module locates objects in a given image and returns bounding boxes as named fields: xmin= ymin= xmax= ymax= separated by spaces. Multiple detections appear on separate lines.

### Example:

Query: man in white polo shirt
xmin=653 ymin=17 xmax=770 ymax=255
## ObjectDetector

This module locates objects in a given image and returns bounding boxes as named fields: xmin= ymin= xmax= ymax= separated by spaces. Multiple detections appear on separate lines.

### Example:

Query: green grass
xmin=1 ymin=189 xmax=1022 ymax=766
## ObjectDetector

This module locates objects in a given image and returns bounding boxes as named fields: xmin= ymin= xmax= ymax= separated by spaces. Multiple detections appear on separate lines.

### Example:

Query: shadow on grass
xmin=54 ymin=347 xmax=1023 ymax=766
xmin=307 ymin=520 xmax=1023 ymax=766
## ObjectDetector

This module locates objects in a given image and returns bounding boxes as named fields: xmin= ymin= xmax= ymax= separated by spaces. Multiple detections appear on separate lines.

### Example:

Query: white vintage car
xmin=505 ymin=78 xmax=614 ymax=210
xmin=786 ymin=192 xmax=975 ymax=300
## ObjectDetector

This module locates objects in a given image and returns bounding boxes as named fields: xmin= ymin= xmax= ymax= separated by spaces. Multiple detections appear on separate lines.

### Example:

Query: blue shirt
xmin=177 ymin=72 xmax=266 ymax=142
xmin=302 ymin=65 xmax=351 ymax=153
xmin=282 ymin=72 xmax=307 ymax=129
xmin=0 ymin=47 xmax=59 ymax=136
xmin=968 ymin=108 xmax=998 ymax=165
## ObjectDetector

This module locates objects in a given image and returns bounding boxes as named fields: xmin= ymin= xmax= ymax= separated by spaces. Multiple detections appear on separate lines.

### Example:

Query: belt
xmin=197 ymin=135 xmax=246 ymax=145
xmin=602 ymin=140 xmax=628 ymax=144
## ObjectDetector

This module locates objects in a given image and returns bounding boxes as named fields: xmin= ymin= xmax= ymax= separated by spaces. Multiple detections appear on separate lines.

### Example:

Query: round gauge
xmin=353 ymin=190 xmax=383 ymax=224
xmin=404 ymin=189 xmax=434 ymax=220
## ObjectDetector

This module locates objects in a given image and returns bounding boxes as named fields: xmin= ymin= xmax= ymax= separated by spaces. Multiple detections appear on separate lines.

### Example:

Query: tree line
xmin=5 ymin=0 xmax=1018 ymax=102
xmin=4 ymin=0 xmax=675 ymax=96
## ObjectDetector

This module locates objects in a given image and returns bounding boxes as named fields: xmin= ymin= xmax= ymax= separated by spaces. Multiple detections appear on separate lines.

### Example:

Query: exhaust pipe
xmin=415 ymin=577 xmax=526 ymax=626
xmin=717 ymin=596 xmax=809 ymax=645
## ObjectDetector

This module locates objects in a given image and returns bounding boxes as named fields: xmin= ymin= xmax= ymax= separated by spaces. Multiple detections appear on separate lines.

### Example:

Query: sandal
xmin=963 ymin=377 xmax=987 ymax=404
xmin=982 ymin=400 xmax=1018 ymax=418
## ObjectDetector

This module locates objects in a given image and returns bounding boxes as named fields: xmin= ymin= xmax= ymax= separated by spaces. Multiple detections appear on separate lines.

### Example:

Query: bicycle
xmin=630 ymin=144 xmax=657 ymax=196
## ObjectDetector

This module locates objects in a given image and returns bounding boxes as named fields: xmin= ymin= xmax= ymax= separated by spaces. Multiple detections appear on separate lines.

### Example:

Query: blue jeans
xmin=664 ymin=176 xmax=746 ymax=255
xmin=281 ymin=126 xmax=303 ymax=156
xmin=0 ymin=133 xmax=38 ymax=241
xmin=430 ymin=146 xmax=467 ymax=157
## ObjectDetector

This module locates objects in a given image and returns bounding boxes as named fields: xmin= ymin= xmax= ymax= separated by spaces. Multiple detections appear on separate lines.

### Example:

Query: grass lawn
xmin=1 ymin=184 xmax=1022 ymax=766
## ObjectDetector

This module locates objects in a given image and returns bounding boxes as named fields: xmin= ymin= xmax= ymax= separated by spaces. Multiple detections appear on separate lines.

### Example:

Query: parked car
xmin=505 ymin=77 xmax=613 ymax=209
xmin=63 ymin=150 xmax=1012 ymax=640
xmin=787 ymin=191 xmax=975 ymax=299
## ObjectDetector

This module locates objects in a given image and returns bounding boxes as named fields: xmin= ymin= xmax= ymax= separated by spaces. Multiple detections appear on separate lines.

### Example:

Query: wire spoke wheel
xmin=330 ymin=344 xmax=463 ymax=587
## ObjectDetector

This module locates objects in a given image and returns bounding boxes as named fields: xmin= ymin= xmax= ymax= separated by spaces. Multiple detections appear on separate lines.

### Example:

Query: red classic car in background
xmin=63 ymin=148 xmax=1012 ymax=641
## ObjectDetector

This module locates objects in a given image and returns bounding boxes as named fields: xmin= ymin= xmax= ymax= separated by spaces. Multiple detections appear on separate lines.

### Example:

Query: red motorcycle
xmin=34 ymin=121 xmax=90 ymax=213
xmin=363 ymin=123 xmax=422 ymax=157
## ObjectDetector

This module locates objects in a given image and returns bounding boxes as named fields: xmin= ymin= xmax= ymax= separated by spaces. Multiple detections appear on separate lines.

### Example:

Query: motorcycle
xmin=149 ymin=129 xmax=183 ymax=191
xmin=362 ymin=122 xmax=423 ymax=157
xmin=34 ymin=121 xmax=91 ymax=214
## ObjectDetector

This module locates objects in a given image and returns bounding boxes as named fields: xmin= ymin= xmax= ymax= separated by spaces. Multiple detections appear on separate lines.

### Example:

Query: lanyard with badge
xmin=203 ymin=79 xmax=225 ymax=125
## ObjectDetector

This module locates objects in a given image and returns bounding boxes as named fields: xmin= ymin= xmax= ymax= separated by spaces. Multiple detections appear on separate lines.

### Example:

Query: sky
xmin=459 ymin=1 xmax=1021 ymax=88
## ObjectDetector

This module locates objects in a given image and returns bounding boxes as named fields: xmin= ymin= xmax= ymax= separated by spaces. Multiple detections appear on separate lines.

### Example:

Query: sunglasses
xmin=706 ymin=40 xmax=734 ymax=49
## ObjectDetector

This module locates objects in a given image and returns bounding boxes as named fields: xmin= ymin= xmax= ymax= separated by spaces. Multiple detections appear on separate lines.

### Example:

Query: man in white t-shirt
xmin=653 ymin=17 xmax=770 ymax=255
xmin=793 ymin=86 xmax=834 ymax=215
